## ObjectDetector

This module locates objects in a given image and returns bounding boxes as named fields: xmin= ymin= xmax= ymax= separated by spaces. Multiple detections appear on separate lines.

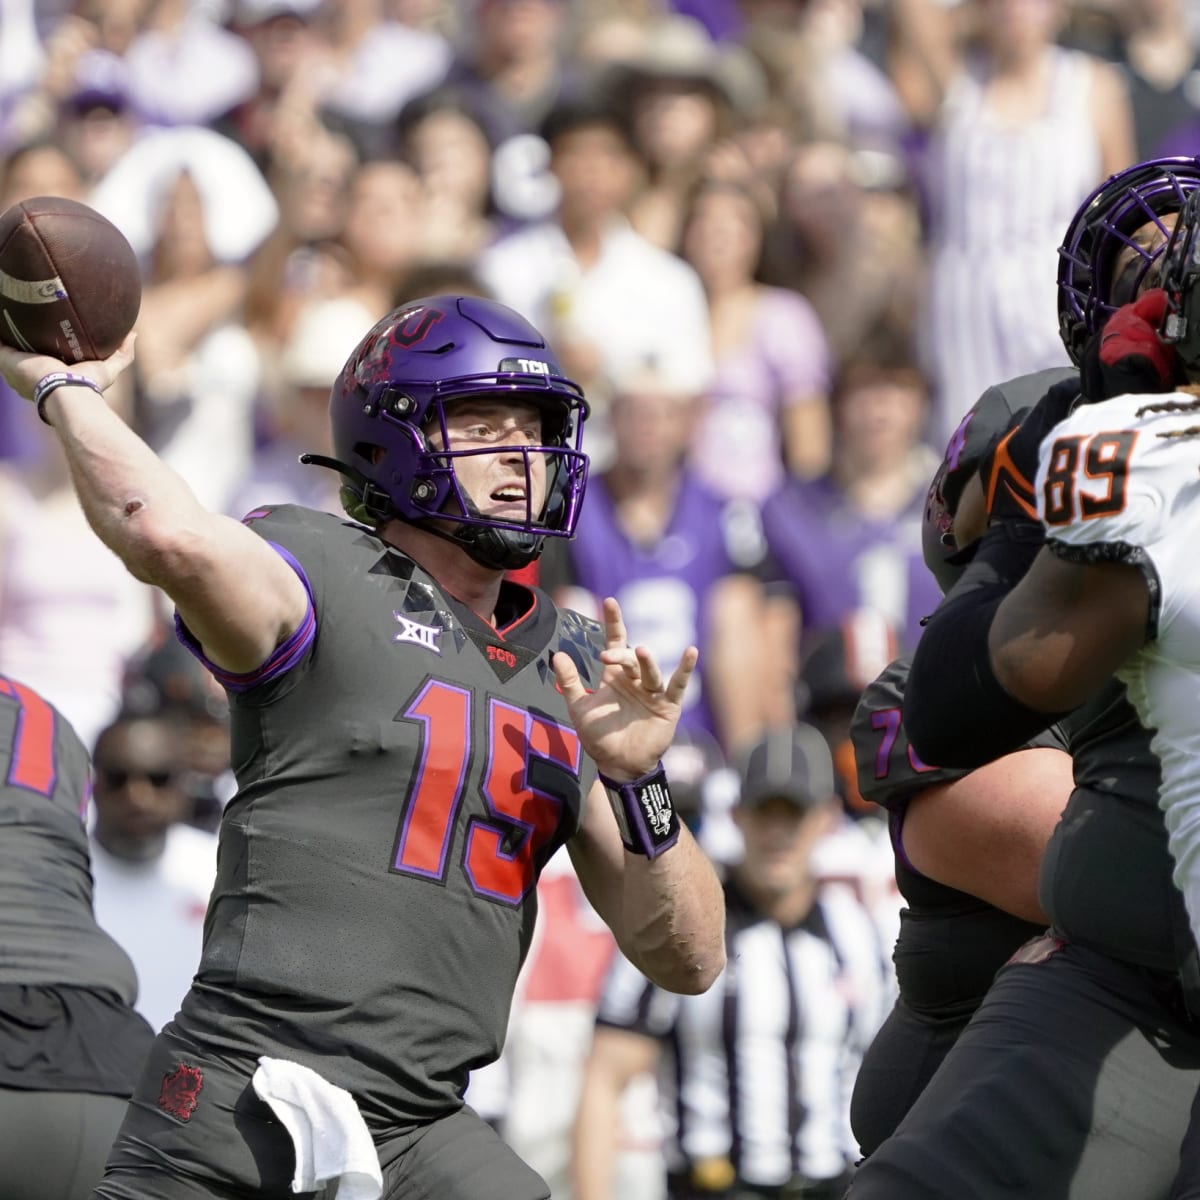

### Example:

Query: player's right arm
xmin=0 ymin=341 xmax=308 ymax=674
xmin=896 ymin=753 xmax=1070 ymax=924
xmin=853 ymin=660 xmax=1071 ymax=923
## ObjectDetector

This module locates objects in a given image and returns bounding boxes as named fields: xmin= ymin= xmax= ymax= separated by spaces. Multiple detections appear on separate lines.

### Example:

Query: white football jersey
xmin=1035 ymin=392 xmax=1200 ymax=943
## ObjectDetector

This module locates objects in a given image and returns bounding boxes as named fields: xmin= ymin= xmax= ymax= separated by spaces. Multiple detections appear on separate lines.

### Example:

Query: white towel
xmin=251 ymin=1057 xmax=383 ymax=1200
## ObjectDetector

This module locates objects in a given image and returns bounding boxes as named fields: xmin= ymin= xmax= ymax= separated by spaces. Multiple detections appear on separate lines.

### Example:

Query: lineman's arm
xmin=904 ymin=535 xmax=1146 ymax=767
xmin=901 ymin=746 xmax=1073 ymax=923
xmin=0 ymin=341 xmax=308 ymax=674
xmin=988 ymin=551 xmax=1149 ymax=713
xmin=572 ymin=1026 xmax=659 ymax=1200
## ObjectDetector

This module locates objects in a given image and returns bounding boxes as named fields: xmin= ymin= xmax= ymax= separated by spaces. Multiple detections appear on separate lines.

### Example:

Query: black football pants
xmin=849 ymin=996 xmax=972 ymax=1158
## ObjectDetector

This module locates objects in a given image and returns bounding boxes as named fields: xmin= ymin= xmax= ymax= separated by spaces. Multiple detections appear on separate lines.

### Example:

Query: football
xmin=0 ymin=196 xmax=141 ymax=363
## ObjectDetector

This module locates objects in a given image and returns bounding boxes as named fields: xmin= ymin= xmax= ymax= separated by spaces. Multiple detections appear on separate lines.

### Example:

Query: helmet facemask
xmin=1058 ymin=158 xmax=1200 ymax=364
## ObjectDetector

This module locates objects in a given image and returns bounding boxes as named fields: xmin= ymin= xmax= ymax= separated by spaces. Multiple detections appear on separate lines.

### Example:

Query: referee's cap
xmin=734 ymin=724 xmax=837 ymax=812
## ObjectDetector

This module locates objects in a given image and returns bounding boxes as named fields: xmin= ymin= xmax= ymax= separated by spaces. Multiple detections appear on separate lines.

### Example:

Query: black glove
xmin=978 ymin=377 xmax=1081 ymax=526
xmin=1080 ymin=288 xmax=1182 ymax=401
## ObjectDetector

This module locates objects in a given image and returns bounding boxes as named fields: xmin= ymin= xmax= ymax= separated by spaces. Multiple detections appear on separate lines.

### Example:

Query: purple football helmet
xmin=1058 ymin=157 xmax=1200 ymax=365
xmin=320 ymin=295 xmax=589 ymax=570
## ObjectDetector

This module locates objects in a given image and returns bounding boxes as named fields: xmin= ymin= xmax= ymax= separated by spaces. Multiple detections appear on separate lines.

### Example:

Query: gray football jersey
xmin=851 ymin=655 xmax=1063 ymax=915
xmin=852 ymin=656 xmax=1059 ymax=1009
xmin=0 ymin=677 xmax=139 ymax=999
xmin=177 ymin=507 xmax=607 ymax=1129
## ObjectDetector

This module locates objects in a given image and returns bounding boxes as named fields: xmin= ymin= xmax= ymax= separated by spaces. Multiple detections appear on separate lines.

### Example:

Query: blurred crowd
xmin=1 ymin=0 xmax=1199 ymax=1195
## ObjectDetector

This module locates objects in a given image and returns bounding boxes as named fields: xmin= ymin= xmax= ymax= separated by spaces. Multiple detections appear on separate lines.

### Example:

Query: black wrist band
xmin=598 ymin=761 xmax=680 ymax=859
xmin=32 ymin=372 xmax=103 ymax=426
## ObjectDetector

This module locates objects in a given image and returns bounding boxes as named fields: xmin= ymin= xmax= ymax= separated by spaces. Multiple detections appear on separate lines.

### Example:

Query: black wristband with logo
xmin=598 ymin=761 xmax=680 ymax=859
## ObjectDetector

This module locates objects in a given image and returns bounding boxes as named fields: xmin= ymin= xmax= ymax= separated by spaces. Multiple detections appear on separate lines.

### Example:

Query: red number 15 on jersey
xmin=391 ymin=680 xmax=581 ymax=906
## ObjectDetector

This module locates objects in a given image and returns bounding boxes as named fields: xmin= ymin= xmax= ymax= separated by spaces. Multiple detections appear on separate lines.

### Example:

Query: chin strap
xmin=299 ymin=452 xmax=545 ymax=570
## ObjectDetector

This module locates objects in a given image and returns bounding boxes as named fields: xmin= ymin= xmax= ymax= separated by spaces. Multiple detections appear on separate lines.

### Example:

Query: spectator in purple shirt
xmin=759 ymin=344 xmax=941 ymax=724
xmin=539 ymin=366 xmax=768 ymax=754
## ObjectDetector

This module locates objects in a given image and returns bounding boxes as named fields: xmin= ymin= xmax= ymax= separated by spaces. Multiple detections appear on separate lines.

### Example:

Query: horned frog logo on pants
xmin=157 ymin=1062 xmax=204 ymax=1122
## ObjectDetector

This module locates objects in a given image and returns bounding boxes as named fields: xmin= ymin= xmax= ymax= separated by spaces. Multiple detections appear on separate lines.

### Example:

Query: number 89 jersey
xmin=175 ymin=506 xmax=607 ymax=1130
xmin=1036 ymin=392 xmax=1200 ymax=925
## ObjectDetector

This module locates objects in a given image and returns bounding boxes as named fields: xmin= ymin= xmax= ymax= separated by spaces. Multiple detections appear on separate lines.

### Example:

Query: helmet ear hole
xmin=354 ymin=442 xmax=385 ymax=466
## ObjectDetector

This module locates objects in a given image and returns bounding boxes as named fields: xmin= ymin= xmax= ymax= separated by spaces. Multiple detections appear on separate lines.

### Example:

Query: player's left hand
xmin=552 ymin=597 xmax=698 ymax=782
xmin=978 ymin=377 xmax=1080 ymax=525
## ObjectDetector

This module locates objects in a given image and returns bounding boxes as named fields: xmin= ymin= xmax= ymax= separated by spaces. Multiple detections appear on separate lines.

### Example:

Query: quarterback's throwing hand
xmin=0 ymin=333 xmax=135 ymax=404
xmin=552 ymin=597 xmax=698 ymax=782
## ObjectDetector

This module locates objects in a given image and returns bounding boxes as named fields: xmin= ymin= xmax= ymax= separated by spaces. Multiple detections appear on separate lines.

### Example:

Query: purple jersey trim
xmin=889 ymin=806 xmax=923 ymax=877
xmin=174 ymin=542 xmax=317 ymax=693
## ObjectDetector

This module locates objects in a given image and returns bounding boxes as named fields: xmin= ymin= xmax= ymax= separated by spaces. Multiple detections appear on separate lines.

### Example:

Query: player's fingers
xmin=602 ymin=596 xmax=628 ymax=652
xmin=600 ymin=645 xmax=642 ymax=682
xmin=551 ymin=651 xmax=586 ymax=703
xmin=102 ymin=332 xmax=137 ymax=383
xmin=636 ymin=646 xmax=666 ymax=695
xmin=664 ymin=646 xmax=699 ymax=705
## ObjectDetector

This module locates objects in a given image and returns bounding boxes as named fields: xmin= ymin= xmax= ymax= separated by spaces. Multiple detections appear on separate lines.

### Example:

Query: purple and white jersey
xmin=761 ymin=476 xmax=941 ymax=651
xmin=551 ymin=473 xmax=764 ymax=742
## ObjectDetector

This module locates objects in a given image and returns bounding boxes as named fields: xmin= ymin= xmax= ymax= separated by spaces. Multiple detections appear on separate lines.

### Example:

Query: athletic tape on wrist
xmin=598 ymin=761 xmax=680 ymax=858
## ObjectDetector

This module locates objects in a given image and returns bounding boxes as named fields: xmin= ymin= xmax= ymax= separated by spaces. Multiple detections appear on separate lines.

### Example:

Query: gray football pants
xmin=91 ymin=1024 xmax=548 ymax=1200
xmin=0 ymin=1086 xmax=129 ymax=1200
xmin=848 ymin=935 xmax=1200 ymax=1200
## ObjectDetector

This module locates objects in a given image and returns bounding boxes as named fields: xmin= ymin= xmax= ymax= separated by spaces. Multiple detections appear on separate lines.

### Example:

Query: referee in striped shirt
xmin=572 ymin=725 xmax=890 ymax=1200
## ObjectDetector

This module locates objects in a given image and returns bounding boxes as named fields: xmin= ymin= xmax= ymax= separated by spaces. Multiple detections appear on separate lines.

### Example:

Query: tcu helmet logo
xmin=500 ymin=356 xmax=551 ymax=376
xmin=391 ymin=306 xmax=445 ymax=348
xmin=157 ymin=1063 xmax=204 ymax=1121
xmin=351 ymin=306 xmax=447 ymax=381
xmin=942 ymin=410 xmax=973 ymax=473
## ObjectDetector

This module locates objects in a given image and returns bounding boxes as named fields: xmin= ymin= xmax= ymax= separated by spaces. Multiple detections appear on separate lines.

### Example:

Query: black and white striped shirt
xmin=595 ymin=880 xmax=890 ymax=1185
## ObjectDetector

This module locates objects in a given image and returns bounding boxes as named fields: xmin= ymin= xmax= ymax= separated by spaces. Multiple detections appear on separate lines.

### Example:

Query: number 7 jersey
xmin=1036 ymin=392 xmax=1200 ymax=948
xmin=174 ymin=505 xmax=607 ymax=1130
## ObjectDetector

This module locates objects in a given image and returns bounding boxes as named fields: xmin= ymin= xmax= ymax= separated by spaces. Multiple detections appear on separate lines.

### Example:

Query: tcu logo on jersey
xmin=393 ymin=613 xmax=442 ymax=654
xmin=486 ymin=645 xmax=517 ymax=668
